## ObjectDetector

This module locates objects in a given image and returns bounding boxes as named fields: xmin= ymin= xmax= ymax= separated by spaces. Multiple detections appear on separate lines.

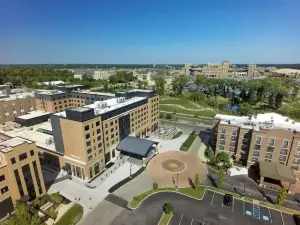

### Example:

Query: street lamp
xmin=129 ymin=158 xmax=132 ymax=178
xmin=176 ymin=173 xmax=179 ymax=191
xmin=243 ymin=178 xmax=247 ymax=197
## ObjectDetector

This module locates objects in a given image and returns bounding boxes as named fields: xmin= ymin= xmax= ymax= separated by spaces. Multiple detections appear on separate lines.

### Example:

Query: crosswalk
xmin=253 ymin=203 xmax=260 ymax=219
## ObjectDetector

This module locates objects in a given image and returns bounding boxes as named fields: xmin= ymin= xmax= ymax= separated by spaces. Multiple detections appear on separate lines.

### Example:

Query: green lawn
xmin=50 ymin=192 xmax=64 ymax=203
xmin=160 ymin=112 xmax=214 ymax=120
xmin=160 ymin=105 xmax=215 ymax=118
xmin=172 ymin=131 xmax=183 ymax=139
xmin=180 ymin=133 xmax=197 ymax=151
xmin=55 ymin=204 xmax=83 ymax=225
xmin=160 ymin=98 xmax=201 ymax=109
xmin=159 ymin=213 xmax=173 ymax=225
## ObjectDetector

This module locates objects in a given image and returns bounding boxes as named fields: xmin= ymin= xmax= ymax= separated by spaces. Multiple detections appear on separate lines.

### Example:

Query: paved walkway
xmin=49 ymin=161 xmax=141 ymax=216
xmin=148 ymin=134 xmax=189 ymax=153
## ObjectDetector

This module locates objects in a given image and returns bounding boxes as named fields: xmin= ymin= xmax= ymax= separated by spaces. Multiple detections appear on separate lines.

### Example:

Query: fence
xmin=86 ymin=156 xmax=129 ymax=188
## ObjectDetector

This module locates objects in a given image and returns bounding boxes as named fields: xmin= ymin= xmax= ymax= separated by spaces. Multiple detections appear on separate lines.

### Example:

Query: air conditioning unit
xmin=117 ymin=97 xmax=125 ymax=103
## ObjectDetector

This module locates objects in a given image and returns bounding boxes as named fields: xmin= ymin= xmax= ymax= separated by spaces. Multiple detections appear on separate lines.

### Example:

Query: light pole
xmin=243 ymin=178 xmax=247 ymax=197
xmin=129 ymin=158 xmax=132 ymax=178
xmin=176 ymin=173 xmax=179 ymax=191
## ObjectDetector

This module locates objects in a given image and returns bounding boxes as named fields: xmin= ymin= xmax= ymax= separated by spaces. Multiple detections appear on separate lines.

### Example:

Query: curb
xmin=158 ymin=212 xmax=173 ymax=225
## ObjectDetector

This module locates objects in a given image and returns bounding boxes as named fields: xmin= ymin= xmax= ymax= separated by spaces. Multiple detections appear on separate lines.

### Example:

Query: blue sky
xmin=1 ymin=0 xmax=300 ymax=64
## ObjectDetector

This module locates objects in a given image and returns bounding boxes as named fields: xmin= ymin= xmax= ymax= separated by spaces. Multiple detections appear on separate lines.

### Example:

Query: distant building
xmin=74 ymin=69 xmax=116 ymax=80
xmin=37 ymin=81 xmax=66 ymax=86
xmin=0 ymin=88 xmax=35 ymax=124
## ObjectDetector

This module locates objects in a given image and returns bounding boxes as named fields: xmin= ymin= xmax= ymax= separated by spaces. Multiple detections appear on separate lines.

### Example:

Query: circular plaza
xmin=147 ymin=151 xmax=208 ymax=188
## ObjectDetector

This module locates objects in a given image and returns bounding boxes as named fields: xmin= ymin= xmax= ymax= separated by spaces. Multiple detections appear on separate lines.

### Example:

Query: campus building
xmin=34 ymin=90 xmax=114 ymax=113
xmin=0 ymin=87 xmax=36 ymax=125
xmin=49 ymin=90 xmax=159 ymax=181
xmin=0 ymin=137 xmax=46 ymax=218
xmin=213 ymin=113 xmax=300 ymax=178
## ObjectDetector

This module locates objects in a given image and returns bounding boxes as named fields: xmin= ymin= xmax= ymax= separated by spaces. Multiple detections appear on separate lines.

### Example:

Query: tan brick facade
xmin=0 ymin=97 xmax=36 ymax=124
xmin=0 ymin=138 xmax=46 ymax=204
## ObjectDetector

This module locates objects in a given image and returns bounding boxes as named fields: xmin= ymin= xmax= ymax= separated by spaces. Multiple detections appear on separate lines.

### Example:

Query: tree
xmin=194 ymin=74 xmax=206 ymax=86
xmin=153 ymin=182 xmax=158 ymax=190
xmin=268 ymin=93 xmax=277 ymax=108
xmin=9 ymin=201 xmax=41 ymax=225
xmin=216 ymin=152 xmax=230 ymax=164
xmin=163 ymin=203 xmax=173 ymax=214
xmin=172 ymin=75 xmax=188 ymax=95
xmin=194 ymin=173 xmax=200 ymax=192
xmin=154 ymin=77 xmax=166 ymax=96
xmin=275 ymin=92 xmax=284 ymax=109
xmin=137 ymin=80 xmax=143 ymax=89
xmin=276 ymin=187 xmax=287 ymax=205
xmin=218 ymin=169 xmax=225 ymax=188
xmin=165 ymin=114 xmax=172 ymax=120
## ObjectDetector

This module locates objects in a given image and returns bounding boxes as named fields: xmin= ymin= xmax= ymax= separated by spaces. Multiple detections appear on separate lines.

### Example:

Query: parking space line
xmin=211 ymin=192 xmax=215 ymax=203
xmin=232 ymin=197 xmax=234 ymax=211
xmin=280 ymin=212 xmax=285 ymax=225
xmin=268 ymin=208 xmax=272 ymax=224
xmin=179 ymin=214 xmax=183 ymax=225
xmin=243 ymin=200 xmax=245 ymax=214
xmin=191 ymin=218 xmax=193 ymax=225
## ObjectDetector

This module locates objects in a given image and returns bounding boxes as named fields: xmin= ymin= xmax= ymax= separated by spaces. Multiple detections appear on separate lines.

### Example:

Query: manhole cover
xmin=161 ymin=159 xmax=185 ymax=172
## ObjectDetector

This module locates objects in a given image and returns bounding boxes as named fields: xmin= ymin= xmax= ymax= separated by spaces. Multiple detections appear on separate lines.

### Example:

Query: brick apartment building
xmin=0 ymin=86 xmax=36 ymax=124
xmin=0 ymin=137 xmax=46 ymax=218
xmin=213 ymin=113 xmax=300 ymax=178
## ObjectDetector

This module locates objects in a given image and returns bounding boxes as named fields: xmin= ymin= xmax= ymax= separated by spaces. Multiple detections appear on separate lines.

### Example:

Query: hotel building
xmin=0 ymin=137 xmax=46 ymax=218
xmin=213 ymin=113 xmax=300 ymax=178
xmin=34 ymin=90 xmax=114 ymax=113
xmin=49 ymin=90 xmax=159 ymax=181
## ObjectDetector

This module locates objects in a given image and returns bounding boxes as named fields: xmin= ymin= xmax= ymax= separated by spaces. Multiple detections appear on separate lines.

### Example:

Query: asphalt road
xmin=164 ymin=115 xmax=214 ymax=125
xmin=110 ymin=191 xmax=270 ymax=225
xmin=160 ymin=120 xmax=209 ymax=134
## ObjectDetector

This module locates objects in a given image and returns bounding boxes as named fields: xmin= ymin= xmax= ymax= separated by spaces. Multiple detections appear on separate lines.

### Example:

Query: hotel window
xmin=19 ymin=152 xmax=27 ymax=161
xmin=88 ymin=155 xmax=93 ymax=162
xmin=251 ymin=157 xmax=258 ymax=162
xmin=255 ymin=136 xmax=262 ymax=145
xmin=279 ymin=155 xmax=286 ymax=162
xmin=268 ymin=138 xmax=275 ymax=146
xmin=98 ymin=143 xmax=102 ymax=148
xmin=86 ymin=141 xmax=91 ymax=147
xmin=87 ymin=148 xmax=92 ymax=155
xmin=96 ymin=121 xmax=100 ymax=126
xmin=221 ymin=128 xmax=226 ymax=134
xmin=219 ymin=145 xmax=225 ymax=150
xmin=282 ymin=140 xmax=289 ymax=149
xmin=0 ymin=175 xmax=5 ymax=183
xmin=232 ymin=129 xmax=237 ymax=136
xmin=1 ymin=186 xmax=9 ymax=194
xmin=85 ymin=125 xmax=89 ymax=131
xmin=86 ymin=133 xmax=90 ymax=139
xmin=30 ymin=150 xmax=34 ymax=156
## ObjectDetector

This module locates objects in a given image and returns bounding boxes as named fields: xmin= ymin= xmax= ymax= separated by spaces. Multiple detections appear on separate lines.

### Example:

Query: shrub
xmin=133 ymin=196 xmax=140 ymax=201
xmin=205 ymin=147 xmax=214 ymax=158
xmin=50 ymin=193 xmax=64 ymax=203
xmin=209 ymin=156 xmax=217 ymax=165
xmin=45 ymin=208 xmax=58 ymax=219
xmin=166 ymin=114 xmax=172 ymax=120
xmin=163 ymin=203 xmax=173 ymax=214
xmin=153 ymin=182 xmax=158 ymax=190
xmin=216 ymin=152 xmax=230 ymax=163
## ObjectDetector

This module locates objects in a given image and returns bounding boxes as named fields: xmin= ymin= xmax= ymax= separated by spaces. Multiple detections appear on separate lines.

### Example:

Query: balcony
xmin=231 ymin=137 xmax=236 ymax=141
xmin=242 ymin=144 xmax=248 ymax=149
xmin=220 ymin=140 xmax=225 ymax=145
xmin=241 ymin=150 xmax=247 ymax=155
xmin=279 ymin=149 xmax=288 ymax=155
xmin=252 ymin=151 xmax=260 ymax=157
xmin=243 ymin=138 xmax=249 ymax=143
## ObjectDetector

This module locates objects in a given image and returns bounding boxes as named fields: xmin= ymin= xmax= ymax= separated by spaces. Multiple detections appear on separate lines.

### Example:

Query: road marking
xmin=211 ymin=192 xmax=215 ymax=204
xmin=280 ymin=211 xmax=285 ymax=225
xmin=232 ymin=197 xmax=234 ymax=211
xmin=179 ymin=214 xmax=183 ymax=225
xmin=268 ymin=208 xmax=272 ymax=224
xmin=191 ymin=218 xmax=193 ymax=225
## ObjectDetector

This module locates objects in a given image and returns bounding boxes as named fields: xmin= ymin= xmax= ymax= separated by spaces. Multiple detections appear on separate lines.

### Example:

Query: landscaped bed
xmin=55 ymin=204 xmax=83 ymax=225
xmin=158 ymin=213 xmax=173 ymax=225
xmin=172 ymin=131 xmax=183 ymax=139
xmin=180 ymin=132 xmax=198 ymax=151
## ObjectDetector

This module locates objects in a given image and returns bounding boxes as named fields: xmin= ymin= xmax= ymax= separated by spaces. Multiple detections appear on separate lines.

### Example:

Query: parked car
xmin=223 ymin=194 xmax=233 ymax=206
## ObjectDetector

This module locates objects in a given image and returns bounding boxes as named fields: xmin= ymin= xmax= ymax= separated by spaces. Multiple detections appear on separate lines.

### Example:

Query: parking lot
xmin=202 ymin=190 xmax=296 ymax=225
xmin=169 ymin=213 xmax=202 ymax=225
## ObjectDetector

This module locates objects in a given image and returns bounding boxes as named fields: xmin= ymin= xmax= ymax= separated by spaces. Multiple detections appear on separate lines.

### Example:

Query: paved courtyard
xmin=148 ymin=133 xmax=189 ymax=153
xmin=147 ymin=151 xmax=208 ymax=187
xmin=49 ymin=160 xmax=141 ymax=215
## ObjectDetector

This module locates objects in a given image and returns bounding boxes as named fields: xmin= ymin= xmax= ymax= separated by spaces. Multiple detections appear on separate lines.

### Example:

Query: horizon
xmin=1 ymin=0 xmax=300 ymax=64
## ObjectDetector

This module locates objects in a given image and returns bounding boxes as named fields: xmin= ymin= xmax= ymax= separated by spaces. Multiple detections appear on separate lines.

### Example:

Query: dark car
xmin=223 ymin=194 xmax=233 ymax=206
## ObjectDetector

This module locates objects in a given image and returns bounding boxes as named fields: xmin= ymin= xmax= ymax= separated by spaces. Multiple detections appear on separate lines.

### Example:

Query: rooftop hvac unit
xmin=117 ymin=97 xmax=125 ymax=103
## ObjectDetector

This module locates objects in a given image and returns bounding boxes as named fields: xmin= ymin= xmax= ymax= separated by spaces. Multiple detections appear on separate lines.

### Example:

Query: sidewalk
xmin=198 ymin=142 xmax=208 ymax=163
